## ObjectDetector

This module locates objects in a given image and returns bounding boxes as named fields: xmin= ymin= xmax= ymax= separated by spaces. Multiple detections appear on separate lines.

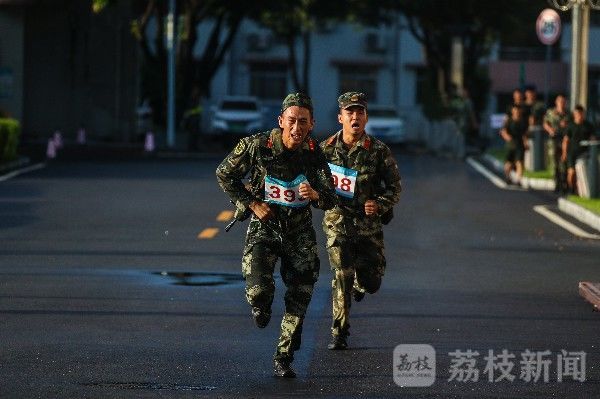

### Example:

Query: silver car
xmin=365 ymin=105 xmax=406 ymax=144
xmin=210 ymin=96 xmax=264 ymax=136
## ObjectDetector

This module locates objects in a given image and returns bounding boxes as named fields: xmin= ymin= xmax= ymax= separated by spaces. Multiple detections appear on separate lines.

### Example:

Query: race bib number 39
xmin=328 ymin=163 xmax=357 ymax=199
xmin=264 ymin=174 xmax=309 ymax=207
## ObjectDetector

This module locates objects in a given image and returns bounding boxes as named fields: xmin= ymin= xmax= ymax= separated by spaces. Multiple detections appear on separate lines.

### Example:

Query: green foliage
xmin=567 ymin=195 xmax=600 ymax=216
xmin=0 ymin=118 xmax=21 ymax=162
xmin=523 ymin=169 xmax=553 ymax=179
xmin=91 ymin=0 xmax=111 ymax=14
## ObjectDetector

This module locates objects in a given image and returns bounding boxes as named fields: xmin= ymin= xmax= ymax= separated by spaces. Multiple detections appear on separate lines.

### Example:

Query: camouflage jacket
xmin=216 ymin=129 xmax=337 ymax=228
xmin=543 ymin=108 xmax=569 ymax=138
xmin=320 ymin=131 xmax=401 ymax=231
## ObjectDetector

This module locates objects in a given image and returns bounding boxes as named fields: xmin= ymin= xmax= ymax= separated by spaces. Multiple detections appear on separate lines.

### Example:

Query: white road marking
xmin=466 ymin=157 xmax=525 ymax=191
xmin=533 ymin=205 xmax=600 ymax=240
xmin=0 ymin=163 xmax=46 ymax=182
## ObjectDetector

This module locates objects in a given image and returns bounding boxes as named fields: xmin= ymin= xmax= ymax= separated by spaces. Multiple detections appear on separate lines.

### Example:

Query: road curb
xmin=483 ymin=153 xmax=555 ymax=190
xmin=558 ymin=197 xmax=600 ymax=233
xmin=0 ymin=156 xmax=30 ymax=174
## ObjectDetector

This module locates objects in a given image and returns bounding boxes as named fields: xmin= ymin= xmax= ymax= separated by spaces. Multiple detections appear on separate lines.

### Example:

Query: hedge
xmin=0 ymin=118 xmax=20 ymax=162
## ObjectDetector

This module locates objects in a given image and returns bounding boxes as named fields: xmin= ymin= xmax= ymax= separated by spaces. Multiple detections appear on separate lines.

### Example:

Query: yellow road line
xmin=216 ymin=210 xmax=234 ymax=222
xmin=198 ymin=228 xmax=219 ymax=239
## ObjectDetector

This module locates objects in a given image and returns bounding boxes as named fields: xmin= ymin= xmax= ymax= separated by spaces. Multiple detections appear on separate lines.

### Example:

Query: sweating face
xmin=338 ymin=106 xmax=368 ymax=136
xmin=279 ymin=106 xmax=314 ymax=150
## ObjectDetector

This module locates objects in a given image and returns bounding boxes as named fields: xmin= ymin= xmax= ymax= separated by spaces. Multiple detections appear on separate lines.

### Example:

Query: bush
xmin=0 ymin=118 xmax=21 ymax=162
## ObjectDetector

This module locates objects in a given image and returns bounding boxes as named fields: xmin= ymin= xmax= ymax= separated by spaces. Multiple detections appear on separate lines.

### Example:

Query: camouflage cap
xmin=338 ymin=91 xmax=367 ymax=110
xmin=281 ymin=92 xmax=313 ymax=114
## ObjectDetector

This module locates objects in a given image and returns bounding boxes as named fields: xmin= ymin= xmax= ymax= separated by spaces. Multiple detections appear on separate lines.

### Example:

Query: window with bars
xmin=337 ymin=65 xmax=378 ymax=102
xmin=249 ymin=63 xmax=288 ymax=100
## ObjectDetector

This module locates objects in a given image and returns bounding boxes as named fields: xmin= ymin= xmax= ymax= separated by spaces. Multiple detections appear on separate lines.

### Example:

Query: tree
xmin=250 ymin=0 xmax=389 ymax=95
xmin=92 ymin=0 xmax=251 ymax=125
xmin=394 ymin=0 xmax=544 ymax=118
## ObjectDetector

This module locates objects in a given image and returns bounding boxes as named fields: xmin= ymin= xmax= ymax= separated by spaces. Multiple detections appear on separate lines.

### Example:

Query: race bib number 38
xmin=328 ymin=163 xmax=357 ymax=199
xmin=264 ymin=174 xmax=309 ymax=207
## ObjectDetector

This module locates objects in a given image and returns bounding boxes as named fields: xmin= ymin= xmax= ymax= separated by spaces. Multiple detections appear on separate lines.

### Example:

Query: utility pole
xmin=166 ymin=0 xmax=176 ymax=148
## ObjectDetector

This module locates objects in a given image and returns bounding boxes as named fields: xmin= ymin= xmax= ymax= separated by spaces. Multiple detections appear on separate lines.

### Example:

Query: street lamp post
xmin=549 ymin=0 xmax=600 ymax=109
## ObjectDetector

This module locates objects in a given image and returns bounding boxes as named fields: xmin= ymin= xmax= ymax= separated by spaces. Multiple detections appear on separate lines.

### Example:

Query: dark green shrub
xmin=0 ymin=118 xmax=21 ymax=162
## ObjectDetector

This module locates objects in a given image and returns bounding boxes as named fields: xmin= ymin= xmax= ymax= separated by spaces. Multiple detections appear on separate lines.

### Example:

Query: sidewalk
xmin=481 ymin=153 xmax=600 ymax=233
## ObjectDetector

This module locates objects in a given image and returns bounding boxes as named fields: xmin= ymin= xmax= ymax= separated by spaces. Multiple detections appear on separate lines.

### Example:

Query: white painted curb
xmin=483 ymin=153 xmax=555 ymax=191
xmin=558 ymin=197 xmax=600 ymax=233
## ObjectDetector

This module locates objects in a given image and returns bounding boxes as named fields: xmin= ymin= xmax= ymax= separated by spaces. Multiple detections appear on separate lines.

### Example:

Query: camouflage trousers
xmin=324 ymin=227 xmax=385 ymax=338
xmin=242 ymin=216 xmax=320 ymax=362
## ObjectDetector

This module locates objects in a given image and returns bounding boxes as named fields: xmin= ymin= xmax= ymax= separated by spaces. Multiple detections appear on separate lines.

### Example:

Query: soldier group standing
xmin=216 ymin=91 xmax=401 ymax=377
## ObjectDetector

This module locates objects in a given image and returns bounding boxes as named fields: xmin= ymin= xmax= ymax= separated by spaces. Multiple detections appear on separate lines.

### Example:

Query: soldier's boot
xmin=273 ymin=359 xmax=296 ymax=378
xmin=327 ymin=334 xmax=348 ymax=350
xmin=352 ymin=279 xmax=365 ymax=303
xmin=352 ymin=287 xmax=365 ymax=302
xmin=251 ymin=306 xmax=271 ymax=329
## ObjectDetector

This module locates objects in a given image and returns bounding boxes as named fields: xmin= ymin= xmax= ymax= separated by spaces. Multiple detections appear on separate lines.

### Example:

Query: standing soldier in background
xmin=320 ymin=92 xmax=401 ymax=350
xmin=523 ymin=85 xmax=546 ymax=132
xmin=562 ymin=105 xmax=596 ymax=194
xmin=500 ymin=104 xmax=528 ymax=185
xmin=506 ymin=88 xmax=526 ymax=120
xmin=216 ymin=93 xmax=336 ymax=378
xmin=543 ymin=94 xmax=569 ymax=193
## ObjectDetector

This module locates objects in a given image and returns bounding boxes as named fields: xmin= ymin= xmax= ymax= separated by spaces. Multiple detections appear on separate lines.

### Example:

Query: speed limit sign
xmin=537 ymin=8 xmax=562 ymax=46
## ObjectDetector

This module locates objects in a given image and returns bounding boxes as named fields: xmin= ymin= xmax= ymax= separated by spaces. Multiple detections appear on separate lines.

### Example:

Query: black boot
xmin=352 ymin=287 xmax=365 ymax=302
xmin=251 ymin=307 xmax=271 ymax=329
xmin=327 ymin=334 xmax=348 ymax=350
xmin=273 ymin=359 xmax=296 ymax=378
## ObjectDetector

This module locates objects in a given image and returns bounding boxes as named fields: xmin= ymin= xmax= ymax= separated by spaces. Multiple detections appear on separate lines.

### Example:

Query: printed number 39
xmin=269 ymin=186 xmax=297 ymax=202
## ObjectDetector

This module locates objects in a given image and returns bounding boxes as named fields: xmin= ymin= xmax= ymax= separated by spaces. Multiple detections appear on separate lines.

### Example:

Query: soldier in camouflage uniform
xmin=216 ymin=93 xmax=336 ymax=378
xmin=320 ymin=92 xmax=402 ymax=350
xmin=543 ymin=94 xmax=569 ymax=193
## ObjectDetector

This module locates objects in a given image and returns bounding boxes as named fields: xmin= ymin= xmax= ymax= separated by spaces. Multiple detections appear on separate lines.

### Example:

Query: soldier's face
xmin=525 ymin=90 xmax=536 ymax=102
xmin=279 ymin=106 xmax=314 ymax=150
xmin=556 ymin=96 xmax=566 ymax=110
xmin=338 ymin=106 xmax=368 ymax=136
xmin=513 ymin=90 xmax=523 ymax=104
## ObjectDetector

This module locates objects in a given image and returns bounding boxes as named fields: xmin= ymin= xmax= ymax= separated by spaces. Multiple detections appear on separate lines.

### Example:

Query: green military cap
xmin=281 ymin=92 xmax=313 ymax=113
xmin=338 ymin=91 xmax=367 ymax=110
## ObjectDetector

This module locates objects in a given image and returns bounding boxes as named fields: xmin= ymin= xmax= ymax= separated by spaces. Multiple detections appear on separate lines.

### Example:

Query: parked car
xmin=365 ymin=105 xmax=406 ymax=144
xmin=210 ymin=96 xmax=264 ymax=137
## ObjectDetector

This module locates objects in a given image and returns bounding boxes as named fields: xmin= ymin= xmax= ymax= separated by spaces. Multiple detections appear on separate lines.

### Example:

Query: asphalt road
xmin=0 ymin=150 xmax=599 ymax=398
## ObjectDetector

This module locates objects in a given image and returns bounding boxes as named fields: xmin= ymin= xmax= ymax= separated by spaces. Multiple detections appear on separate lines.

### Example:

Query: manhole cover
xmin=83 ymin=382 xmax=217 ymax=391
xmin=153 ymin=271 xmax=244 ymax=287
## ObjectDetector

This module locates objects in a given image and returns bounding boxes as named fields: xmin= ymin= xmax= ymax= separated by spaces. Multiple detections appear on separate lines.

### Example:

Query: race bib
xmin=328 ymin=163 xmax=357 ymax=199
xmin=264 ymin=174 xmax=309 ymax=207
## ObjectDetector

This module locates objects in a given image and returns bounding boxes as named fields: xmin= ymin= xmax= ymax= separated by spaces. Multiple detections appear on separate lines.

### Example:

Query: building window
xmin=338 ymin=66 xmax=378 ymax=102
xmin=249 ymin=63 xmax=287 ymax=100
xmin=414 ymin=67 xmax=428 ymax=105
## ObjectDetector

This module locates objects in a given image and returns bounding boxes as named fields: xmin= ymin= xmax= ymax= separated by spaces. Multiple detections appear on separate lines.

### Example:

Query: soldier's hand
xmin=365 ymin=200 xmax=379 ymax=216
xmin=249 ymin=200 xmax=274 ymax=221
xmin=299 ymin=182 xmax=319 ymax=201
